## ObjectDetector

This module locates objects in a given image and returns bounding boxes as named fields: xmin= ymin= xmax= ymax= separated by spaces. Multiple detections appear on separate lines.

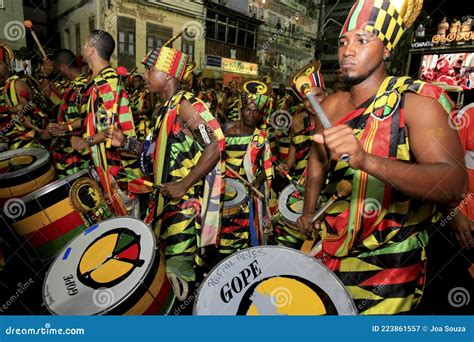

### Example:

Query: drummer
xmin=219 ymin=79 xmax=274 ymax=255
xmin=71 ymin=30 xmax=140 ymax=215
xmin=39 ymin=49 xmax=90 ymax=179
xmin=296 ymin=0 xmax=467 ymax=314
xmin=273 ymin=62 xmax=327 ymax=249
xmin=106 ymin=32 xmax=225 ymax=301
xmin=0 ymin=43 xmax=47 ymax=150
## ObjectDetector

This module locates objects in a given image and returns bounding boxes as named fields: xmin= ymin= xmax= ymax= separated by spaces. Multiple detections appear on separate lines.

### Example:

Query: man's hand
xmin=296 ymin=213 xmax=320 ymax=238
xmin=160 ymin=181 xmax=189 ymax=201
xmin=449 ymin=211 xmax=474 ymax=248
xmin=313 ymin=124 xmax=367 ymax=170
xmin=277 ymin=163 xmax=290 ymax=177
xmin=47 ymin=123 xmax=67 ymax=137
xmin=42 ymin=58 xmax=54 ymax=77
xmin=71 ymin=136 xmax=88 ymax=151
xmin=103 ymin=123 xmax=125 ymax=147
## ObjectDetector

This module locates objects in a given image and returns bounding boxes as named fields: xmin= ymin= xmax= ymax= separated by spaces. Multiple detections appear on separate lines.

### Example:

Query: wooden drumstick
xmin=310 ymin=180 xmax=352 ymax=225
xmin=225 ymin=165 xmax=264 ymax=200
xmin=24 ymin=21 xmax=47 ymax=59
xmin=272 ymin=160 xmax=305 ymax=193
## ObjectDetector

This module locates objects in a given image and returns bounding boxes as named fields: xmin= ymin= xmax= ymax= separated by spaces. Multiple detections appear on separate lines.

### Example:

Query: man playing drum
xmin=0 ymin=43 xmax=47 ymax=150
xmin=297 ymin=0 xmax=468 ymax=314
xmin=274 ymin=62 xmax=328 ymax=249
xmin=106 ymin=32 xmax=225 ymax=301
xmin=71 ymin=30 xmax=139 ymax=216
xmin=40 ymin=49 xmax=90 ymax=179
xmin=219 ymin=79 xmax=274 ymax=255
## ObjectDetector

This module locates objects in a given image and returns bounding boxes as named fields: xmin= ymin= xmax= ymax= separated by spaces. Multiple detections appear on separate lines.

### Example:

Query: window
xmin=182 ymin=38 xmax=195 ymax=62
xmin=64 ymin=28 xmax=70 ymax=49
xmin=75 ymin=23 xmax=81 ymax=54
xmin=117 ymin=17 xmax=136 ymax=70
xmin=205 ymin=10 xmax=257 ymax=49
xmin=89 ymin=16 xmax=95 ymax=32
xmin=146 ymin=23 xmax=172 ymax=51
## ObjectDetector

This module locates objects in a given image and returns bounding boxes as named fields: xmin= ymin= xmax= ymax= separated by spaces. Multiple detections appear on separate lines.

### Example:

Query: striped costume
xmin=225 ymin=96 xmax=240 ymax=122
xmin=316 ymin=76 xmax=453 ymax=315
xmin=273 ymin=111 xmax=315 ymax=249
xmin=151 ymin=90 xmax=225 ymax=282
xmin=83 ymin=66 xmax=139 ymax=215
xmin=0 ymin=75 xmax=44 ymax=150
xmin=219 ymin=133 xmax=253 ymax=255
xmin=130 ymin=88 xmax=153 ymax=141
xmin=51 ymin=74 xmax=90 ymax=178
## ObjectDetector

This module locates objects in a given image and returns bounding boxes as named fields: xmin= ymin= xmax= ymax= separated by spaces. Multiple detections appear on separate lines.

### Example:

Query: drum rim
xmin=20 ymin=168 xmax=91 ymax=203
xmin=193 ymin=245 xmax=358 ymax=315
xmin=278 ymin=184 xmax=303 ymax=225
xmin=0 ymin=148 xmax=51 ymax=180
xmin=223 ymin=177 xmax=247 ymax=209
xmin=42 ymin=216 xmax=158 ymax=316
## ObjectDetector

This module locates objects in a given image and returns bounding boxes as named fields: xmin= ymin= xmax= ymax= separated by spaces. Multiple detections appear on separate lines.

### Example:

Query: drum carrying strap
xmin=168 ymin=273 xmax=189 ymax=302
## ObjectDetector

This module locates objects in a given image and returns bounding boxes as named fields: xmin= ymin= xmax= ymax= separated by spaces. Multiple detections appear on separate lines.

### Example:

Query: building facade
xmin=250 ymin=0 xmax=319 ymax=85
xmin=53 ymin=0 xmax=206 ymax=73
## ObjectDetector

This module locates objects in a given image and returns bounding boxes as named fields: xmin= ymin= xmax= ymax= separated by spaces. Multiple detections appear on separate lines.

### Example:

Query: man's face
xmin=143 ymin=68 xmax=167 ymax=93
xmin=0 ymin=60 xmax=9 ymax=78
xmin=241 ymin=106 xmax=261 ymax=128
xmin=338 ymin=29 xmax=386 ymax=87
xmin=81 ymin=36 xmax=94 ymax=64
xmin=133 ymin=77 xmax=144 ymax=90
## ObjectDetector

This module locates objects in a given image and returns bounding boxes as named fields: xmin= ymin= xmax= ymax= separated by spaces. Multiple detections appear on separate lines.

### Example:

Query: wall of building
xmin=0 ymin=0 xmax=27 ymax=51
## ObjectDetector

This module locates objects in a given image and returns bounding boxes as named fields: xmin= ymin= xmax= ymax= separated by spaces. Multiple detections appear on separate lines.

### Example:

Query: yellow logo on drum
xmin=251 ymin=134 xmax=265 ymax=148
xmin=70 ymin=178 xmax=103 ymax=212
xmin=238 ymin=276 xmax=337 ymax=315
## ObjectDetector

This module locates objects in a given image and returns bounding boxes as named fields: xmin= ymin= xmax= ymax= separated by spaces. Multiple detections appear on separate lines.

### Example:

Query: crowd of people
xmin=0 ymin=0 xmax=473 ymax=315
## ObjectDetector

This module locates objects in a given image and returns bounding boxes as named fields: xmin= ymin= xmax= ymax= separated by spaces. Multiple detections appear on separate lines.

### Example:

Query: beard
xmin=342 ymin=59 xmax=384 ymax=87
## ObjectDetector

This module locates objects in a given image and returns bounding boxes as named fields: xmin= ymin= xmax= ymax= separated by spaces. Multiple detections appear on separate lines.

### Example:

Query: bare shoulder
xmin=321 ymin=91 xmax=351 ymax=117
xmin=404 ymin=92 xmax=449 ymax=125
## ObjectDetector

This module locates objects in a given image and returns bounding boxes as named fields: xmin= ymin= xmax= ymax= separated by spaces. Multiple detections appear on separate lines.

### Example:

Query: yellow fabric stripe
xmin=13 ymin=197 xmax=73 ymax=236
xmin=345 ymin=286 xmax=384 ymax=300
xmin=339 ymin=257 xmax=383 ymax=272
xmin=361 ymin=294 xmax=415 ymax=315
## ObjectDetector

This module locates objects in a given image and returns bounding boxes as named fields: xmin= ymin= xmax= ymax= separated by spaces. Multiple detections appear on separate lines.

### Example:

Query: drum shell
xmin=0 ymin=148 xmax=55 ymax=205
xmin=9 ymin=169 xmax=112 ymax=260
xmin=43 ymin=217 xmax=175 ymax=316
xmin=223 ymin=178 xmax=247 ymax=218
xmin=278 ymin=184 xmax=304 ymax=230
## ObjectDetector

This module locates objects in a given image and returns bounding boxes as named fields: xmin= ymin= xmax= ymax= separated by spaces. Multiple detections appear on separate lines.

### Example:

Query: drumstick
xmin=106 ymin=66 xmax=127 ymax=148
xmin=272 ymin=160 xmax=305 ymax=194
xmin=310 ymin=180 xmax=352 ymax=225
xmin=24 ymin=21 xmax=47 ymax=59
xmin=294 ymin=76 xmax=349 ymax=162
xmin=118 ymin=170 xmax=162 ymax=190
xmin=225 ymin=165 xmax=264 ymax=200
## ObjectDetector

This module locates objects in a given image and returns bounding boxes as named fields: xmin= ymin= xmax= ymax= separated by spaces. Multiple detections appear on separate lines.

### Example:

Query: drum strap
xmin=168 ymin=273 xmax=189 ymax=302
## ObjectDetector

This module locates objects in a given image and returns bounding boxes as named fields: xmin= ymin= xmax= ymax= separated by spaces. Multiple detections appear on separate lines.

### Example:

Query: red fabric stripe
xmin=24 ymin=210 xmax=85 ymax=247
xmin=356 ymin=0 xmax=375 ymax=30
xmin=360 ymin=263 xmax=422 ymax=286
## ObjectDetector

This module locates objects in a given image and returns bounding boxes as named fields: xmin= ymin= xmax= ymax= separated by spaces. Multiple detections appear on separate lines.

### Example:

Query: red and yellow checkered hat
xmin=141 ymin=32 xmax=189 ymax=80
xmin=341 ymin=0 xmax=423 ymax=51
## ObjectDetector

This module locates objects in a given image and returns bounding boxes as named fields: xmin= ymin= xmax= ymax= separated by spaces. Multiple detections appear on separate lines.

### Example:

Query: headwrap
xmin=341 ymin=0 xmax=423 ymax=51
xmin=291 ymin=60 xmax=325 ymax=99
xmin=141 ymin=31 xmax=189 ymax=81
xmin=239 ymin=79 xmax=272 ymax=115
xmin=0 ymin=43 xmax=13 ymax=66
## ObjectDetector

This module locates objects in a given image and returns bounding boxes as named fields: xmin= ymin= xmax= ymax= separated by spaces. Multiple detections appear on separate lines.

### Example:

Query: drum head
xmin=278 ymin=184 xmax=304 ymax=226
xmin=194 ymin=246 xmax=357 ymax=316
xmin=43 ymin=217 xmax=156 ymax=315
xmin=223 ymin=178 xmax=246 ymax=209
xmin=0 ymin=148 xmax=50 ymax=179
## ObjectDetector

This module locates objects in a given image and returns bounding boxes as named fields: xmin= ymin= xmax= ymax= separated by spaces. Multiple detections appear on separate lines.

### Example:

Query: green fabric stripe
xmin=348 ymin=0 xmax=366 ymax=31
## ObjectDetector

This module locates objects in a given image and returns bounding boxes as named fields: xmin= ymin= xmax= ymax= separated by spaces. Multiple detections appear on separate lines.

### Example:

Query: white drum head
xmin=43 ymin=217 xmax=156 ymax=315
xmin=194 ymin=246 xmax=357 ymax=316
